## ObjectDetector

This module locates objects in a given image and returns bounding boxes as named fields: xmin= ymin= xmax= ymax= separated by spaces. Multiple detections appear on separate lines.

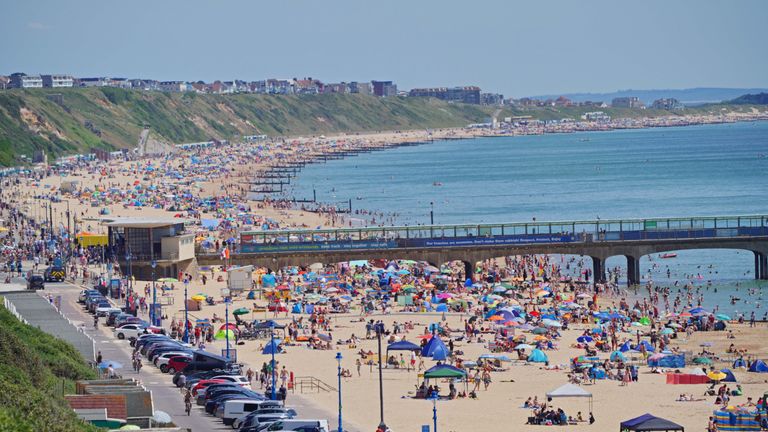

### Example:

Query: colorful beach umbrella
xmin=233 ymin=307 xmax=250 ymax=316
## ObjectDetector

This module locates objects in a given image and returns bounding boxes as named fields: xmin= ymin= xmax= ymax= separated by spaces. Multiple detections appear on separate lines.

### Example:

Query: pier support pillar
xmin=758 ymin=252 xmax=768 ymax=280
xmin=463 ymin=260 xmax=474 ymax=283
xmin=626 ymin=255 xmax=641 ymax=286
xmin=591 ymin=256 xmax=605 ymax=285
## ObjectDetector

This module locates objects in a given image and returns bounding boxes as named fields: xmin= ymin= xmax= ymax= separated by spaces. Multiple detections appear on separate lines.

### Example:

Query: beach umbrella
xmin=542 ymin=319 xmax=562 ymax=328
xmin=156 ymin=277 xmax=178 ymax=283
xmin=515 ymin=343 xmax=534 ymax=350
xmin=488 ymin=315 xmax=504 ymax=322
xmin=98 ymin=361 xmax=123 ymax=369
xmin=692 ymin=357 xmax=713 ymax=365
xmin=707 ymin=371 xmax=727 ymax=382
xmin=233 ymin=307 xmax=250 ymax=316
xmin=610 ymin=351 xmax=626 ymax=362
xmin=715 ymin=313 xmax=731 ymax=321
xmin=531 ymin=327 xmax=549 ymax=335
xmin=576 ymin=335 xmax=594 ymax=343
xmin=660 ymin=328 xmax=674 ymax=335
xmin=648 ymin=353 xmax=667 ymax=361
xmin=191 ymin=295 xmax=206 ymax=302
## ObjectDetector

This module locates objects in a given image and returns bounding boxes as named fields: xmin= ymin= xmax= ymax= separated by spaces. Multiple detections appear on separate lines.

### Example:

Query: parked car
xmin=242 ymin=419 xmax=329 ymax=432
xmin=210 ymin=374 xmax=251 ymax=389
xmin=231 ymin=404 xmax=293 ymax=429
xmin=26 ymin=275 xmax=45 ymax=290
xmin=96 ymin=306 xmax=121 ymax=318
xmin=155 ymin=352 xmax=193 ymax=372
xmin=167 ymin=356 xmax=193 ymax=374
xmin=219 ymin=399 xmax=294 ymax=427
xmin=114 ymin=323 xmax=148 ymax=340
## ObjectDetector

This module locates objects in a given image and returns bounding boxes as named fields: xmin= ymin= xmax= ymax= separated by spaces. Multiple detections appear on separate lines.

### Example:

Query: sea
xmin=285 ymin=121 xmax=768 ymax=316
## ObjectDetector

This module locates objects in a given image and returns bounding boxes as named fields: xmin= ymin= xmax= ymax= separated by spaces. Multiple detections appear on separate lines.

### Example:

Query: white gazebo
xmin=546 ymin=383 xmax=593 ymax=412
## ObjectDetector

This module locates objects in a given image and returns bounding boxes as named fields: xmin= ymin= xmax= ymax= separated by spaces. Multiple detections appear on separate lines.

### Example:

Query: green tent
xmin=215 ymin=329 xmax=236 ymax=340
xmin=423 ymin=364 xmax=467 ymax=379
xmin=233 ymin=307 xmax=250 ymax=316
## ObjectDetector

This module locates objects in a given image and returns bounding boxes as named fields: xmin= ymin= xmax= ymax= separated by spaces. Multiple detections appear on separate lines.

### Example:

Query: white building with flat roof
xmin=42 ymin=75 xmax=74 ymax=88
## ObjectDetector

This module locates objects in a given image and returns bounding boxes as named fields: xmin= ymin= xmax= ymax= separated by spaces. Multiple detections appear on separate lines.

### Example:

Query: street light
xmin=182 ymin=278 xmax=189 ymax=343
xmin=375 ymin=323 xmax=385 ymax=428
xmin=222 ymin=287 xmax=231 ymax=360
xmin=150 ymin=259 xmax=157 ymax=326
xmin=429 ymin=390 xmax=439 ymax=432
xmin=124 ymin=251 xmax=131 ymax=312
xmin=336 ymin=352 xmax=343 ymax=432
xmin=270 ymin=322 xmax=277 ymax=401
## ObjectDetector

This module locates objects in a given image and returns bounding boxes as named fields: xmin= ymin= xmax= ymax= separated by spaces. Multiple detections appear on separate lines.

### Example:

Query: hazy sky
xmin=1 ymin=0 xmax=766 ymax=97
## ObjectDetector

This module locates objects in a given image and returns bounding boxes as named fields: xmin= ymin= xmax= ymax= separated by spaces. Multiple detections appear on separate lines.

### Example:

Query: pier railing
xmin=237 ymin=214 xmax=768 ymax=253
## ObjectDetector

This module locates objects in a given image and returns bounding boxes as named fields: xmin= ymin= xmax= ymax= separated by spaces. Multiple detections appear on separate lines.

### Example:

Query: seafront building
xmin=652 ymin=98 xmax=684 ymax=110
xmin=612 ymin=96 xmax=645 ymax=108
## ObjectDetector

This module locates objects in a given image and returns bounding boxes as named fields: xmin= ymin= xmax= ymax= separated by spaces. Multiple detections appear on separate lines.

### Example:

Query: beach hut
xmin=748 ymin=360 xmax=768 ymax=373
xmin=620 ymin=413 xmax=685 ymax=431
xmin=546 ymin=383 xmax=593 ymax=413
xmin=527 ymin=349 xmax=548 ymax=363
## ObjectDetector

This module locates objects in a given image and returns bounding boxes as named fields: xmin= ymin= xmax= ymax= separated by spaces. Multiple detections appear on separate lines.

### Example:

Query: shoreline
xmin=243 ymin=116 xmax=768 ymax=228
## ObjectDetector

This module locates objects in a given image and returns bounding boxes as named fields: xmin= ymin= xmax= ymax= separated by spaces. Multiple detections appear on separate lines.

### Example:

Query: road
xmin=44 ymin=279 xmax=343 ymax=431
xmin=45 ymin=280 xmax=228 ymax=431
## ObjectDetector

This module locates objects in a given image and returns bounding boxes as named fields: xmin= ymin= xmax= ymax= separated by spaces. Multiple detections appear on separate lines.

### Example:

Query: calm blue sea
xmin=286 ymin=122 xmax=768 ymax=316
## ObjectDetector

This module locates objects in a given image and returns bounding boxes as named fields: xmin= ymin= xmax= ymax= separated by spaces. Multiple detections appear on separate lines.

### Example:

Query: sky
xmin=1 ymin=0 xmax=767 ymax=97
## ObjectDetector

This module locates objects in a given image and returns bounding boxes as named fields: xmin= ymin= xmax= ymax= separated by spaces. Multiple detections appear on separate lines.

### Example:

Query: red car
xmin=191 ymin=379 xmax=227 ymax=396
xmin=166 ymin=355 xmax=192 ymax=374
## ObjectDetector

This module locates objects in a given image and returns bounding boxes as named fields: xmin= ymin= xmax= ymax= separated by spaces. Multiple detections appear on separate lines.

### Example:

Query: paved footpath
xmin=44 ymin=279 xmax=347 ymax=432
xmin=45 ymin=280 xmax=228 ymax=432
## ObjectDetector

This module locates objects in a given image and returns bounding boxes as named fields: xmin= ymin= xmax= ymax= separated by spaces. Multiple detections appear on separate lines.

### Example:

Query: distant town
xmin=0 ymin=72 xmax=684 ymax=110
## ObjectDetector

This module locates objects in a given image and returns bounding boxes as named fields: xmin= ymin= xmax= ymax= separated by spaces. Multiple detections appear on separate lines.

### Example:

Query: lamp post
xmin=336 ymin=352 xmax=343 ymax=432
xmin=222 ymin=287 xmax=231 ymax=360
xmin=376 ymin=323 xmax=385 ymax=428
xmin=124 ymin=251 xmax=131 ymax=312
xmin=270 ymin=322 xmax=277 ymax=401
xmin=151 ymin=259 xmax=157 ymax=326
xmin=429 ymin=391 xmax=438 ymax=432
xmin=183 ymin=278 xmax=189 ymax=343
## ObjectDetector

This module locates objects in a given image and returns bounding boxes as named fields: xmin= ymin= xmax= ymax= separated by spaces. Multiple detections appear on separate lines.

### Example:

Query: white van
xmin=217 ymin=399 xmax=271 ymax=426
xmin=259 ymin=419 xmax=329 ymax=432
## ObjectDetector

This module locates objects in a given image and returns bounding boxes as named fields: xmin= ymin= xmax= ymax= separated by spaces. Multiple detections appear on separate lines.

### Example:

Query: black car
xmin=27 ymin=275 xmax=45 ymax=290
xmin=44 ymin=266 xmax=66 ymax=282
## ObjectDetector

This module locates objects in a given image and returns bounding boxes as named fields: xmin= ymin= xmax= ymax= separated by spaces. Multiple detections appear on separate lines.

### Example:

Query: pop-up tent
xmin=546 ymin=383 xmax=593 ymax=412
xmin=423 ymin=364 xmax=466 ymax=379
xmin=719 ymin=368 xmax=738 ymax=382
xmin=528 ymin=349 xmax=548 ymax=363
xmin=620 ymin=413 xmax=684 ymax=431
xmin=748 ymin=360 xmax=768 ymax=373
xmin=421 ymin=336 xmax=450 ymax=360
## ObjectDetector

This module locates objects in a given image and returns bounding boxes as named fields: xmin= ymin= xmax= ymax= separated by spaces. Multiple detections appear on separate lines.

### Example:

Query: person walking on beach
xmin=356 ymin=358 xmax=361 ymax=376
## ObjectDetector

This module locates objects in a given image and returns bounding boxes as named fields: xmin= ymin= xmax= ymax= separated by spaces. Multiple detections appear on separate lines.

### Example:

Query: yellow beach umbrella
xmin=191 ymin=295 xmax=206 ymax=302
xmin=707 ymin=371 xmax=727 ymax=382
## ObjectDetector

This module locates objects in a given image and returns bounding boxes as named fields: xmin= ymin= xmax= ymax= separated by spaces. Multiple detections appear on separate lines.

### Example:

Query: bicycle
xmin=185 ymin=399 xmax=192 ymax=416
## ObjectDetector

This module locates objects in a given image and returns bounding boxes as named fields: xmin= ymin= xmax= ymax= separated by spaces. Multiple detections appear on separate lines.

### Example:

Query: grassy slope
xmin=0 ymin=302 xmax=100 ymax=432
xmin=0 ymin=88 xmax=499 ymax=165
xmin=0 ymin=88 xmax=766 ymax=166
